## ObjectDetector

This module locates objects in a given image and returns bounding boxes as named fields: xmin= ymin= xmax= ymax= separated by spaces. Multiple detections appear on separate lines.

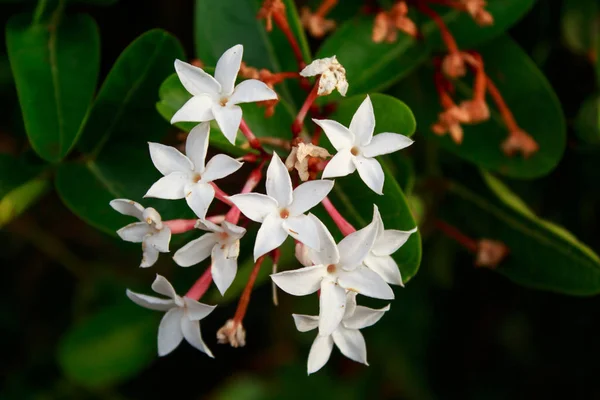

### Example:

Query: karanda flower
xmin=314 ymin=95 xmax=414 ymax=194
xmin=229 ymin=155 xmax=334 ymax=261
xmin=145 ymin=122 xmax=242 ymax=219
xmin=293 ymin=292 xmax=390 ymax=374
xmin=271 ymin=208 xmax=394 ymax=336
xmin=110 ymin=199 xmax=171 ymax=268
xmin=300 ymin=55 xmax=348 ymax=96
xmin=126 ymin=275 xmax=216 ymax=357
xmin=171 ymin=44 xmax=278 ymax=144
xmin=173 ymin=219 xmax=246 ymax=295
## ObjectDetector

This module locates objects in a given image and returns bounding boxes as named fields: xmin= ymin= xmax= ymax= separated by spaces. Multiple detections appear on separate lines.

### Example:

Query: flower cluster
xmin=111 ymin=44 xmax=416 ymax=374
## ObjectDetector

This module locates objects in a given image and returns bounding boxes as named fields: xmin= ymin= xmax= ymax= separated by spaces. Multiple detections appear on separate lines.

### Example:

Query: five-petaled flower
xmin=293 ymin=292 xmax=390 ymax=374
xmin=171 ymin=44 xmax=278 ymax=144
xmin=300 ymin=55 xmax=349 ymax=96
xmin=127 ymin=274 xmax=216 ymax=357
xmin=229 ymin=155 xmax=334 ymax=261
xmin=314 ymin=95 xmax=414 ymax=194
xmin=110 ymin=199 xmax=171 ymax=268
xmin=145 ymin=122 xmax=242 ymax=219
xmin=173 ymin=219 xmax=246 ymax=295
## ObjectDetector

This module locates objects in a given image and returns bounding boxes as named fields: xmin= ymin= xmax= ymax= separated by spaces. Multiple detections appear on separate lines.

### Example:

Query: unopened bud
xmin=459 ymin=99 xmax=490 ymax=124
xmin=442 ymin=53 xmax=467 ymax=78
xmin=475 ymin=239 xmax=509 ymax=269
xmin=501 ymin=129 xmax=539 ymax=159
xmin=301 ymin=7 xmax=336 ymax=38
xmin=432 ymin=106 xmax=470 ymax=144
xmin=217 ymin=319 xmax=246 ymax=348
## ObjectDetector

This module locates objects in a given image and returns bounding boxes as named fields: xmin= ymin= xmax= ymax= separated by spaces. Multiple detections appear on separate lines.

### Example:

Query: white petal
xmin=117 ymin=222 xmax=150 ymax=243
xmin=186 ymin=122 xmax=210 ymax=171
xmin=362 ymin=133 xmax=414 ymax=158
xmin=300 ymin=57 xmax=331 ymax=76
xmin=344 ymin=304 xmax=390 ymax=330
xmin=270 ymin=264 xmax=326 ymax=296
xmin=349 ymin=95 xmax=375 ymax=146
xmin=148 ymin=142 xmax=193 ymax=176
xmin=195 ymin=218 xmax=222 ymax=233
xmin=372 ymin=228 xmax=417 ymax=256
xmin=157 ymin=308 xmax=184 ymax=356
xmin=228 ymin=193 xmax=278 ymax=222
xmin=229 ymin=79 xmax=278 ymax=105
xmin=312 ymin=119 xmax=354 ymax=151
xmin=253 ymin=213 xmax=287 ymax=261
xmin=212 ymin=104 xmax=242 ymax=145
xmin=332 ymin=326 xmax=367 ymax=365
xmin=321 ymin=149 xmax=355 ymax=179
xmin=307 ymin=334 xmax=334 ymax=375
xmin=185 ymin=182 xmax=215 ymax=219
xmin=181 ymin=315 xmax=214 ymax=357
xmin=141 ymin=244 xmax=160 ymax=268
xmin=151 ymin=274 xmax=179 ymax=299
xmin=145 ymin=228 xmax=171 ymax=253
xmin=353 ymin=155 xmax=384 ymax=195
xmin=202 ymin=154 xmax=243 ymax=183
xmin=174 ymin=59 xmax=221 ymax=96
xmin=110 ymin=199 xmax=144 ymax=220
xmin=344 ymin=291 xmax=358 ymax=319
xmin=211 ymin=244 xmax=238 ymax=295
xmin=319 ymin=278 xmax=347 ymax=336
xmin=283 ymin=215 xmax=319 ymax=250
xmin=288 ymin=180 xmax=334 ymax=216
xmin=171 ymin=95 xmax=214 ymax=124
xmin=305 ymin=214 xmax=340 ymax=265
xmin=126 ymin=289 xmax=175 ymax=311
xmin=183 ymin=298 xmax=216 ymax=320
xmin=144 ymin=172 xmax=189 ymax=200
xmin=337 ymin=266 xmax=394 ymax=300
xmin=173 ymin=234 xmax=217 ymax=267
xmin=364 ymin=254 xmax=403 ymax=286
xmin=221 ymin=221 xmax=246 ymax=240
xmin=266 ymin=155 xmax=293 ymax=207
xmin=292 ymin=314 xmax=319 ymax=332
xmin=215 ymin=44 xmax=243 ymax=95
xmin=337 ymin=217 xmax=378 ymax=269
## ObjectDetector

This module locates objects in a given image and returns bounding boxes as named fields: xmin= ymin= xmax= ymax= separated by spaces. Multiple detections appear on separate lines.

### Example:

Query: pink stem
xmin=239 ymin=119 xmax=267 ymax=155
xmin=292 ymin=81 xmax=320 ymax=138
xmin=163 ymin=219 xmax=197 ymax=234
xmin=210 ymin=182 xmax=233 ymax=206
xmin=321 ymin=196 xmax=356 ymax=236
xmin=206 ymin=214 xmax=226 ymax=224
xmin=185 ymin=267 xmax=213 ymax=301
xmin=226 ymin=160 xmax=266 ymax=224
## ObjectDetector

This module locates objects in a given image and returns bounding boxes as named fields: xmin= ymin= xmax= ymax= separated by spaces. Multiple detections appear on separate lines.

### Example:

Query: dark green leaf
xmin=574 ymin=94 xmax=600 ymax=145
xmin=6 ymin=13 xmax=100 ymax=162
xmin=560 ymin=0 xmax=599 ymax=56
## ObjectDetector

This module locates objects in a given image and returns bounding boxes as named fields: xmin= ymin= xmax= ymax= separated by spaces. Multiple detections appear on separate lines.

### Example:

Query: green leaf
xmin=574 ymin=94 xmax=600 ymax=145
xmin=77 ymin=29 xmax=185 ymax=154
xmin=394 ymin=35 xmax=566 ymax=179
xmin=561 ymin=0 xmax=599 ymax=56
xmin=6 ymin=13 xmax=100 ymax=162
xmin=58 ymin=304 xmax=157 ymax=388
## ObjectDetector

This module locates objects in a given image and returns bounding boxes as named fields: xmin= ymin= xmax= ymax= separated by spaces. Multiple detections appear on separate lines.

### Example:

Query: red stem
xmin=434 ymin=219 xmax=478 ymax=253
xmin=485 ymin=77 xmax=519 ymax=131
xmin=185 ymin=267 xmax=213 ymax=300
xmin=272 ymin=11 xmax=306 ymax=68
xmin=210 ymin=182 xmax=233 ymax=206
xmin=315 ymin=0 xmax=338 ymax=17
xmin=321 ymin=196 xmax=356 ymax=236
xmin=233 ymin=255 xmax=266 ymax=323
xmin=416 ymin=1 xmax=459 ymax=54
xmin=163 ymin=219 xmax=197 ymax=234
xmin=240 ymin=119 xmax=267 ymax=155
xmin=292 ymin=81 xmax=320 ymax=138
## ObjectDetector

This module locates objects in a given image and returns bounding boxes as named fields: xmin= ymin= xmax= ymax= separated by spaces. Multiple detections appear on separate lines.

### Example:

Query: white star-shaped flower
xmin=144 ymin=122 xmax=243 ymax=219
xmin=171 ymin=44 xmax=278 ymax=144
xmin=110 ymin=199 xmax=171 ymax=268
xmin=314 ymin=95 xmax=414 ymax=194
xmin=229 ymin=155 xmax=334 ymax=261
xmin=173 ymin=219 xmax=246 ymax=295
xmin=126 ymin=274 xmax=216 ymax=357
xmin=364 ymin=205 xmax=417 ymax=286
xmin=271 ymin=208 xmax=394 ymax=336
xmin=293 ymin=292 xmax=389 ymax=374
xmin=300 ymin=55 xmax=348 ymax=96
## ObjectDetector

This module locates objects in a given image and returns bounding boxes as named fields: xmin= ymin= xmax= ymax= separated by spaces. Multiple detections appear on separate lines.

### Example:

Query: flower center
xmin=193 ymin=173 xmax=202 ymax=183
xmin=219 ymin=231 xmax=229 ymax=241
xmin=219 ymin=96 xmax=229 ymax=106
xmin=279 ymin=208 xmax=290 ymax=219
xmin=350 ymin=146 xmax=360 ymax=156
xmin=326 ymin=264 xmax=336 ymax=274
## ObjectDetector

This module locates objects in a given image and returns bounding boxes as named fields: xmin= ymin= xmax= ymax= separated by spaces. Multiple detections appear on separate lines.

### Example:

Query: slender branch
xmin=240 ymin=118 xmax=268 ymax=155
xmin=233 ymin=256 xmax=266 ymax=323
xmin=434 ymin=219 xmax=478 ymax=253
xmin=210 ymin=182 xmax=234 ymax=206
xmin=485 ymin=77 xmax=519 ymax=131
xmin=185 ymin=267 xmax=213 ymax=301
xmin=292 ymin=81 xmax=320 ymax=137
xmin=415 ymin=1 xmax=459 ymax=54
xmin=321 ymin=196 xmax=356 ymax=236
xmin=272 ymin=10 xmax=306 ymax=68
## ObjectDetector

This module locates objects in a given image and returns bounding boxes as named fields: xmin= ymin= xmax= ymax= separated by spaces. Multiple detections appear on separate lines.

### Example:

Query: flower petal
xmin=144 ymin=172 xmax=189 ymax=200
xmin=321 ymin=149 xmax=355 ymax=179
xmin=195 ymin=219 xmax=222 ymax=233
xmin=270 ymin=264 xmax=326 ymax=296
xmin=183 ymin=298 xmax=216 ymax=321
xmin=349 ymin=95 xmax=375 ymax=146
xmin=344 ymin=291 xmax=358 ymax=319
xmin=338 ymin=214 xmax=378 ymax=269
xmin=283 ymin=215 xmax=319 ymax=250
xmin=110 ymin=199 xmax=144 ymax=220
xmin=215 ymin=44 xmax=243 ymax=95
xmin=319 ymin=278 xmax=347 ymax=336
xmin=145 ymin=228 xmax=171 ymax=253
xmin=117 ymin=222 xmax=150 ymax=243
xmin=149 ymin=142 xmax=194 ymax=176
xmin=332 ymin=326 xmax=368 ymax=365
xmin=126 ymin=289 xmax=175 ymax=311
xmin=343 ymin=304 xmax=390 ymax=330
xmin=362 ymin=132 xmax=414 ymax=158
xmin=185 ymin=182 xmax=215 ymax=219
xmin=171 ymin=95 xmax=214 ymax=124
xmin=212 ymin=104 xmax=242 ymax=145
xmin=289 ymin=180 xmax=334 ymax=216
xmin=202 ymin=154 xmax=243 ymax=183
xmin=372 ymin=227 xmax=417 ymax=256
xmin=211 ymin=245 xmax=238 ymax=295
xmin=228 ymin=193 xmax=278 ymax=222
xmin=221 ymin=221 xmax=246 ymax=240
xmin=185 ymin=122 xmax=210 ymax=171
xmin=305 ymin=214 xmax=340 ymax=265
xmin=174 ymin=59 xmax=221 ymax=96
xmin=266 ymin=155 xmax=293 ymax=207
xmin=229 ymin=79 xmax=278 ymax=105
xmin=292 ymin=314 xmax=319 ymax=332
xmin=141 ymin=244 xmax=160 ymax=268
xmin=173 ymin=234 xmax=217 ymax=267
xmin=337 ymin=266 xmax=394 ymax=300
xmin=364 ymin=254 xmax=403 ymax=286
xmin=312 ymin=118 xmax=354 ymax=150
xmin=253 ymin=213 xmax=287 ymax=261
xmin=353 ymin=155 xmax=384 ymax=195
xmin=151 ymin=274 xmax=179 ymax=300
xmin=157 ymin=308 xmax=184 ymax=356
xmin=181 ymin=316 xmax=214 ymax=357
xmin=307 ymin=334 xmax=334 ymax=375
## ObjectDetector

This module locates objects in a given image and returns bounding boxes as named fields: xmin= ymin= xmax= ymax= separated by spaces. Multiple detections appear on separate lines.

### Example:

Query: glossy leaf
xmin=6 ymin=13 xmax=100 ymax=162
xmin=395 ymin=35 xmax=566 ymax=179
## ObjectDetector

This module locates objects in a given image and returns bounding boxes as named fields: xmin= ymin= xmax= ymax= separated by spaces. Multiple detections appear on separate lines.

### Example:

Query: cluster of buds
xmin=372 ymin=1 xmax=418 ymax=43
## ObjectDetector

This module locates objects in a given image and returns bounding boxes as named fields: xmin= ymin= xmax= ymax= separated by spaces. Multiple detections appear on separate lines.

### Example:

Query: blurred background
xmin=1 ymin=0 xmax=600 ymax=399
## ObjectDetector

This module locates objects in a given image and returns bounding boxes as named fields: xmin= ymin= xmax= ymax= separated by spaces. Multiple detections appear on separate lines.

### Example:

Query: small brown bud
xmin=459 ymin=99 xmax=490 ymax=124
xmin=501 ymin=129 xmax=539 ymax=159
xmin=475 ymin=239 xmax=509 ymax=269
xmin=301 ymin=7 xmax=336 ymax=38
xmin=285 ymin=141 xmax=331 ymax=181
xmin=217 ymin=319 xmax=246 ymax=348
xmin=442 ymin=53 xmax=467 ymax=79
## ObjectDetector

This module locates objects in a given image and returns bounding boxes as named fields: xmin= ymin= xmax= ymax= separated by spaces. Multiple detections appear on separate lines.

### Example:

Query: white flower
xmin=144 ymin=122 xmax=242 ymax=219
xmin=173 ymin=219 xmax=246 ymax=295
xmin=229 ymin=155 xmax=334 ymax=261
xmin=126 ymin=274 xmax=216 ymax=357
xmin=300 ymin=55 xmax=348 ymax=96
xmin=314 ymin=95 xmax=414 ymax=194
xmin=110 ymin=199 xmax=171 ymax=268
xmin=364 ymin=205 xmax=417 ymax=286
xmin=271 ymin=208 xmax=394 ymax=336
xmin=293 ymin=292 xmax=389 ymax=374
xmin=171 ymin=44 xmax=278 ymax=144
